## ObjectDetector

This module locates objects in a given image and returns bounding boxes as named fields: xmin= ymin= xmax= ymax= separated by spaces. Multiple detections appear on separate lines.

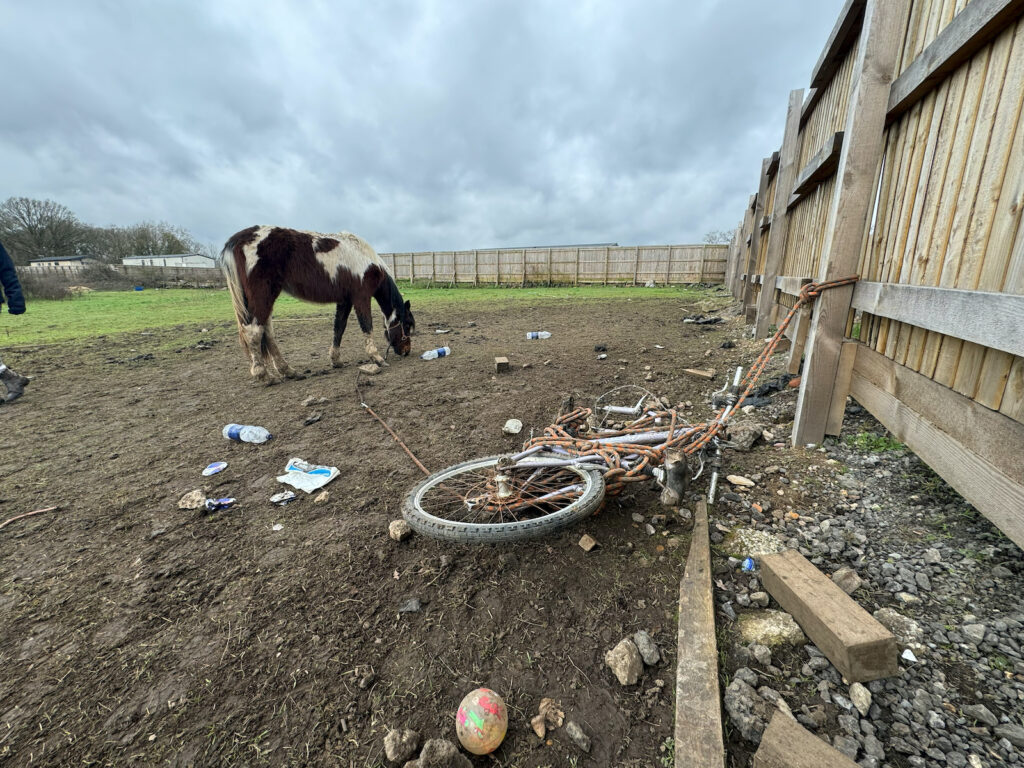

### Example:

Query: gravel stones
xmin=738 ymin=610 xmax=806 ymax=647
xmin=632 ymin=630 xmax=661 ymax=665
xmin=384 ymin=729 xmax=420 ymax=764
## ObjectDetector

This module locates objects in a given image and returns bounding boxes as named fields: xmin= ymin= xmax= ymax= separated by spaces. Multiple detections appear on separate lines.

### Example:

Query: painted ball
xmin=455 ymin=687 xmax=508 ymax=755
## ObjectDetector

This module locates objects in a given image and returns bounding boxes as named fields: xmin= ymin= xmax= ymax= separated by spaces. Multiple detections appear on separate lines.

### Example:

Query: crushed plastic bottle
xmin=741 ymin=557 xmax=756 ymax=572
xmin=204 ymin=497 xmax=236 ymax=512
xmin=526 ymin=331 xmax=552 ymax=339
xmin=223 ymin=424 xmax=272 ymax=444
xmin=421 ymin=346 xmax=451 ymax=360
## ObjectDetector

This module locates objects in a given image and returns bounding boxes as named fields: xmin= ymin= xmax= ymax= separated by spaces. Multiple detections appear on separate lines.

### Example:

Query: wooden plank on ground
xmin=887 ymin=0 xmax=1024 ymax=121
xmin=754 ymin=711 xmax=860 ymax=768
xmin=760 ymin=549 xmax=898 ymax=682
xmin=674 ymin=501 xmax=725 ymax=768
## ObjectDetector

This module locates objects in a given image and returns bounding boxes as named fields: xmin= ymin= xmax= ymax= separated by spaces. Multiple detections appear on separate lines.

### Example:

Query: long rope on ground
xmin=0 ymin=506 xmax=58 ymax=531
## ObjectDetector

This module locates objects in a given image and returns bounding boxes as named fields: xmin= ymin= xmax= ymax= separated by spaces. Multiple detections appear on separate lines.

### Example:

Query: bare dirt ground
xmin=1 ymin=287 xmax=750 ymax=767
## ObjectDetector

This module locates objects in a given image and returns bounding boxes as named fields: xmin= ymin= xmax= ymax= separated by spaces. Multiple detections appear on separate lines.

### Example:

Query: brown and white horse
xmin=218 ymin=226 xmax=415 ymax=383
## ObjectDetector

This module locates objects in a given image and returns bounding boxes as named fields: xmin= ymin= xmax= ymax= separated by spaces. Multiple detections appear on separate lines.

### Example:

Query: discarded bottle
xmin=421 ymin=346 xmax=451 ymax=360
xmin=526 ymin=331 xmax=551 ymax=339
xmin=222 ymin=424 xmax=272 ymax=444
xmin=741 ymin=557 xmax=757 ymax=572
xmin=204 ymin=497 xmax=236 ymax=512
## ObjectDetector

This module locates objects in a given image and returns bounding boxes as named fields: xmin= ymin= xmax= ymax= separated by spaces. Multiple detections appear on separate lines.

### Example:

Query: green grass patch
xmin=843 ymin=430 xmax=905 ymax=453
xmin=1 ymin=284 xmax=716 ymax=346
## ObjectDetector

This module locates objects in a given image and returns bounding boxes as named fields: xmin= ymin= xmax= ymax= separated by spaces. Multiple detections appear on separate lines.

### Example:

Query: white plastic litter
xmin=272 ymin=523 xmax=284 ymax=531
xmin=902 ymin=648 xmax=918 ymax=662
xmin=276 ymin=457 xmax=340 ymax=493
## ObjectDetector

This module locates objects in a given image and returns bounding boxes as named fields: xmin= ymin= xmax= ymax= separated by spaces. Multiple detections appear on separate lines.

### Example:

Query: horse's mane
xmin=386 ymin=272 xmax=408 ymax=320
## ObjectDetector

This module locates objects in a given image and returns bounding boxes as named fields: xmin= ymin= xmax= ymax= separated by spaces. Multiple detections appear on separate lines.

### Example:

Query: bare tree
xmin=702 ymin=229 xmax=733 ymax=245
xmin=83 ymin=221 xmax=205 ymax=263
xmin=0 ymin=197 xmax=84 ymax=264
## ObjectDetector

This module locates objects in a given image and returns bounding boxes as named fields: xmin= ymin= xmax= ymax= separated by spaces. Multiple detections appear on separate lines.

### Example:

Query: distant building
xmin=122 ymin=253 xmax=216 ymax=268
xmin=28 ymin=255 xmax=96 ymax=268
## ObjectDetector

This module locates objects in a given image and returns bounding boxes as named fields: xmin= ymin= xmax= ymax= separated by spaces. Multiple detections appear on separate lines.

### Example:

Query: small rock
xmin=727 ymin=422 xmax=764 ymax=452
xmin=750 ymin=591 xmax=770 ymax=607
xmin=605 ymin=639 xmax=643 ymax=685
xmin=389 ymin=519 xmax=413 ymax=542
xmin=358 ymin=363 xmax=381 ymax=375
xmin=578 ymin=534 xmax=598 ymax=552
xmin=384 ymin=729 xmax=420 ymax=764
xmin=750 ymin=644 xmax=772 ymax=667
xmin=303 ymin=412 xmax=322 ymax=426
xmin=530 ymin=714 xmax=546 ymax=739
xmin=923 ymin=548 xmax=941 ymax=564
xmin=873 ymin=608 xmax=925 ymax=654
xmin=992 ymin=564 xmax=1013 ymax=578
xmin=418 ymin=738 xmax=471 ymax=768
xmin=962 ymin=623 xmax=986 ymax=645
xmin=994 ymin=724 xmax=1024 ymax=749
xmin=831 ymin=566 xmax=864 ymax=595
xmin=314 ymin=490 xmax=330 ymax=504
xmin=644 ymin=523 xmax=656 ymax=535
xmin=849 ymin=682 xmax=872 ymax=717
xmin=727 ymin=475 xmax=755 ymax=487
xmin=633 ymin=630 xmax=661 ymax=665
xmin=961 ymin=703 xmax=998 ymax=727
xmin=737 ymin=610 xmax=806 ymax=647
xmin=564 ymin=721 xmax=591 ymax=753
xmin=538 ymin=697 xmax=564 ymax=728
xmin=178 ymin=489 xmax=206 ymax=510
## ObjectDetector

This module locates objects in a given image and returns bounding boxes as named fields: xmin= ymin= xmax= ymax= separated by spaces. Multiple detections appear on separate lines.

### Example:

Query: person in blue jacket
xmin=0 ymin=240 xmax=30 ymax=402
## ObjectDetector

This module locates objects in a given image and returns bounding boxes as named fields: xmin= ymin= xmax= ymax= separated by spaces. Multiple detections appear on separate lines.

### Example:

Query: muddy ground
xmin=1 ymin=287 xmax=749 ymax=767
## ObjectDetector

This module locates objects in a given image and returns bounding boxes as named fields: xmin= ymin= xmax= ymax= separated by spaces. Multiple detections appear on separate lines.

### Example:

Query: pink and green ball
xmin=455 ymin=687 xmax=508 ymax=755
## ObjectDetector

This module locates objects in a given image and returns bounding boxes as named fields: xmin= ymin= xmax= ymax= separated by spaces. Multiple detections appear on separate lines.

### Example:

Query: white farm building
xmin=122 ymin=253 xmax=216 ymax=268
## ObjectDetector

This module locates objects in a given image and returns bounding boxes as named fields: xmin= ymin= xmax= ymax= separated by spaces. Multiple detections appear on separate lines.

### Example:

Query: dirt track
xmin=1 ymin=288 xmax=749 ymax=766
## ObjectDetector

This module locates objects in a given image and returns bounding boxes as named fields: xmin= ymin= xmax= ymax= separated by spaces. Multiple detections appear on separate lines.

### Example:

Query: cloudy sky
xmin=1 ymin=1 xmax=843 ymax=253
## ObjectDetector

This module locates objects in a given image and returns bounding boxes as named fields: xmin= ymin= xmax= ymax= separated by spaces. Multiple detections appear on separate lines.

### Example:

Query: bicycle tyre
xmin=402 ymin=454 xmax=606 ymax=543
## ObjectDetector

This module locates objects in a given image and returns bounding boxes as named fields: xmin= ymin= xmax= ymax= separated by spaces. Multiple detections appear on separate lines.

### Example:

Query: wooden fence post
xmin=742 ymin=158 xmax=772 ymax=321
xmin=755 ymin=88 xmax=805 ymax=339
xmin=574 ymin=247 xmax=581 ymax=285
xmin=603 ymin=246 xmax=610 ymax=285
xmin=793 ymin=0 xmax=909 ymax=446
xmin=698 ymin=244 xmax=706 ymax=283
xmin=633 ymin=246 xmax=640 ymax=285
xmin=474 ymin=250 xmax=479 ymax=285
xmin=665 ymin=247 xmax=673 ymax=284
xmin=734 ymin=197 xmax=756 ymax=298
xmin=547 ymin=248 xmax=552 ymax=285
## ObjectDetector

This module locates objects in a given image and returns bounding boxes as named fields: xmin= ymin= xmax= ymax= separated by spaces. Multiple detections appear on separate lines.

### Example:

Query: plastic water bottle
xmin=421 ymin=346 xmax=451 ymax=360
xmin=526 ymin=331 xmax=551 ymax=339
xmin=222 ymin=424 xmax=272 ymax=443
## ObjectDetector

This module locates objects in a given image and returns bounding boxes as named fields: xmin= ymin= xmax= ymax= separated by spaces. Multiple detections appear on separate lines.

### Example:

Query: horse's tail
xmin=218 ymin=234 xmax=253 ymax=346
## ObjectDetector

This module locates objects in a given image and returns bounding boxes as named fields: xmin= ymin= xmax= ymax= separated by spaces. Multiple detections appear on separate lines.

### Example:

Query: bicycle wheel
xmin=403 ymin=454 xmax=606 ymax=543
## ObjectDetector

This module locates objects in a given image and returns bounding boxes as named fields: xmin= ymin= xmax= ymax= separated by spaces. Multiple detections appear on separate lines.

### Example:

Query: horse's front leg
xmin=354 ymin=302 xmax=387 ymax=366
xmin=331 ymin=299 xmax=352 ymax=368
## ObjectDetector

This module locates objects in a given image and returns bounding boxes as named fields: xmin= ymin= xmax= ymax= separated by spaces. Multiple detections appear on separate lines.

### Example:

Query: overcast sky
xmin=1 ymin=1 xmax=843 ymax=253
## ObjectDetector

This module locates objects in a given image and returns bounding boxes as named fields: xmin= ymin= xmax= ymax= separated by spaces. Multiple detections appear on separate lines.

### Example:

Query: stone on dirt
xmin=418 ymin=738 xmax=472 ymax=768
xmin=605 ymin=638 xmax=643 ymax=685
xmin=530 ymin=714 xmax=546 ymax=739
xmin=578 ymin=534 xmax=598 ymax=552
xmin=314 ymin=490 xmax=330 ymax=504
xmin=632 ymin=630 xmax=661 ymax=665
xmin=178 ymin=489 xmax=206 ymax=510
xmin=727 ymin=422 xmax=765 ymax=451
xmin=723 ymin=527 xmax=784 ymax=558
xmin=831 ymin=566 xmax=864 ymax=595
xmin=849 ymin=682 xmax=872 ymax=717
xmin=723 ymin=677 xmax=773 ymax=743
xmin=564 ymin=720 xmax=591 ymax=752
xmin=538 ymin=697 xmax=564 ymax=728
xmin=727 ymin=474 xmax=755 ymax=487
xmin=872 ymin=608 xmax=926 ymax=655
xmin=384 ymin=728 xmax=420 ymax=764
xmin=358 ymin=363 xmax=381 ymax=375
xmin=737 ymin=610 xmax=807 ymax=648
xmin=389 ymin=519 xmax=413 ymax=541
xmin=961 ymin=703 xmax=998 ymax=727
xmin=995 ymin=724 xmax=1024 ymax=749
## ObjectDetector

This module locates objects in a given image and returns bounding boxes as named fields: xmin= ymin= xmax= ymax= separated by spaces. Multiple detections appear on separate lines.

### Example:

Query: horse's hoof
xmin=331 ymin=360 xmax=345 ymax=369
xmin=263 ymin=376 xmax=283 ymax=386
xmin=373 ymin=357 xmax=389 ymax=367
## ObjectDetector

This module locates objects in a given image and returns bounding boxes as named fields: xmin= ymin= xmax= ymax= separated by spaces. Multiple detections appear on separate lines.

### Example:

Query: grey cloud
xmin=1 ymin=0 xmax=844 ymax=253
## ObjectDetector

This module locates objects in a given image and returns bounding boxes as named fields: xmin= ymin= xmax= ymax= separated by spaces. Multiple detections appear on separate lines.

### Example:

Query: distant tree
xmin=83 ymin=221 xmax=205 ymax=263
xmin=0 ymin=197 xmax=84 ymax=264
xmin=702 ymin=229 xmax=733 ymax=245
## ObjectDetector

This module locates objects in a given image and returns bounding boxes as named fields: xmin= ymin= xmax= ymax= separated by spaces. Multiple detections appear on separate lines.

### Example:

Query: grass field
xmin=1 ymin=284 xmax=719 ymax=346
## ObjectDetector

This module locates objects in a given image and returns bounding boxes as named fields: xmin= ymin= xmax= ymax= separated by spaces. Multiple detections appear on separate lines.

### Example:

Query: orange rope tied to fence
xmin=522 ymin=275 xmax=860 ymax=495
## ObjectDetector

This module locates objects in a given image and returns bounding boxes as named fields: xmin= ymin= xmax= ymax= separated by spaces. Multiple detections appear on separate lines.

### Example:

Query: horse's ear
xmin=404 ymin=300 xmax=411 ymax=311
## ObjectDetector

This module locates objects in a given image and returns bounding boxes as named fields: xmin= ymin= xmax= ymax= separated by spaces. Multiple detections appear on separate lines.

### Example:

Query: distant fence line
xmin=21 ymin=244 xmax=727 ymax=288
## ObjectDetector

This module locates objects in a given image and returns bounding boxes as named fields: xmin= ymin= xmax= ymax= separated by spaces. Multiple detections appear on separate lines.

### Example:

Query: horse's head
xmin=386 ymin=299 xmax=415 ymax=356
